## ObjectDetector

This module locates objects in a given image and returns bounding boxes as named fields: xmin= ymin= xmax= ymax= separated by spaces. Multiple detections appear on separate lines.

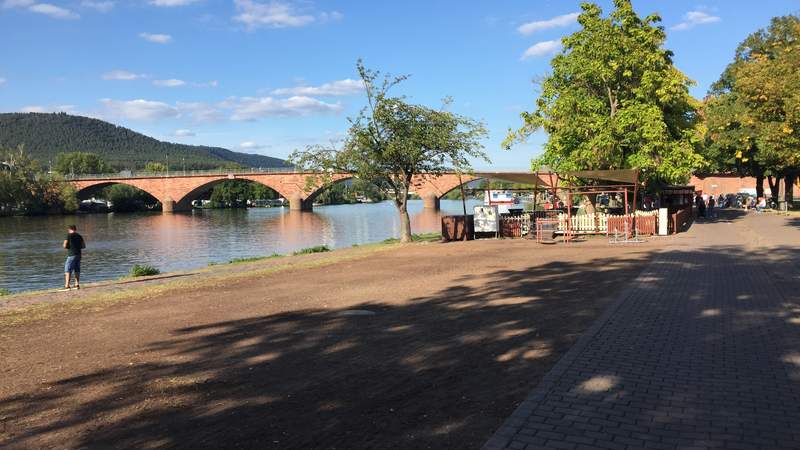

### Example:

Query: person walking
xmin=707 ymin=195 xmax=716 ymax=218
xmin=63 ymin=224 xmax=85 ymax=290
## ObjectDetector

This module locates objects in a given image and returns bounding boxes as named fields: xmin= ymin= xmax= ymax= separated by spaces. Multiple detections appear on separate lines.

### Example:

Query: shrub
xmin=228 ymin=254 xmax=283 ymax=264
xmin=292 ymin=245 xmax=330 ymax=255
xmin=129 ymin=264 xmax=160 ymax=277
xmin=0 ymin=288 xmax=10 ymax=296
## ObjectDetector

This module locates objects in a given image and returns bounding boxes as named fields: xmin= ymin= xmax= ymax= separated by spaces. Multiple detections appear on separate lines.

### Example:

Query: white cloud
xmin=26 ymin=3 xmax=79 ymax=19
xmin=271 ymin=78 xmax=363 ymax=96
xmin=175 ymin=101 xmax=224 ymax=122
xmin=2 ymin=0 xmax=33 ymax=8
xmin=139 ymin=32 xmax=173 ymax=44
xmin=672 ymin=11 xmax=721 ymax=31
xmin=102 ymin=70 xmax=147 ymax=80
xmin=81 ymin=1 xmax=113 ymax=13
xmin=222 ymin=95 xmax=343 ymax=120
xmin=521 ymin=40 xmax=562 ymax=60
xmin=21 ymin=104 xmax=76 ymax=113
xmin=153 ymin=78 xmax=186 ymax=87
xmin=148 ymin=0 xmax=197 ymax=6
xmin=518 ymin=12 xmax=579 ymax=35
xmin=173 ymin=129 xmax=195 ymax=137
xmin=0 ymin=78 xmax=6 ymax=86
xmin=233 ymin=0 xmax=341 ymax=29
xmin=99 ymin=98 xmax=179 ymax=121
xmin=239 ymin=141 xmax=268 ymax=150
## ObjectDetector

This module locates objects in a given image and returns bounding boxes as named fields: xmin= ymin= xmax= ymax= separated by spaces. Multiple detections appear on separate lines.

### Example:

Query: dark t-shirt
xmin=65 ymin=233 xmax=85 ymax=256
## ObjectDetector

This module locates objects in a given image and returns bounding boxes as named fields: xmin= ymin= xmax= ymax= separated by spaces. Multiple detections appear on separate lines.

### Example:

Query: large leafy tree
xmin=706 ymin=15 xmax=800 ymax=202
xmin=290 ymin=61 xmax=488 ymax=243
xmin=505 ymin=0 xmax=704 ymax=186
xmin=54 ymin=151 xmax=114 ymax=175
xmin=0 ymin=146 xmax=75 ymax=215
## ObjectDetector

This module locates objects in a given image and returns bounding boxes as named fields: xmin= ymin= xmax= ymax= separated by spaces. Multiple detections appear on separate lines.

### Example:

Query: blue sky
xmin=1 ymin=0 xmax=798 ymax=170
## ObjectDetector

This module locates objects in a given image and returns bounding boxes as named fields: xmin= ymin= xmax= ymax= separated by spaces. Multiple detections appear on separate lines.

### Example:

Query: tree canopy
xmin=704 ymin=15 xmax=800 ymax=199
xmin=290 ymin=61 xmax=488 ymax=242
xmin=54 ymin=151 xmax=114 ymax=175
xmin=506 ymin=0 xmax=704 ymax=187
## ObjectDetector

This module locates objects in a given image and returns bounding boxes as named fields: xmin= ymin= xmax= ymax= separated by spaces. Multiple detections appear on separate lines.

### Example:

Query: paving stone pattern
xmin=484 ymin=215 xmax=800 ymax=450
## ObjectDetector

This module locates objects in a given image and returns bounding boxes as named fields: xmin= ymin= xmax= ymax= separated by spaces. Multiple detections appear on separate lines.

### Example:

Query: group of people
xmin=695 ymin=193 xmax=716 ymax=218
xmin=695 ymin=192 xmax=770 ymax=217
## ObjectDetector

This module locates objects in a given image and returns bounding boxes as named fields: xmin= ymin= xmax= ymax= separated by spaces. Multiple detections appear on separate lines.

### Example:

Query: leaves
xmin=508 ymin=0 xmax=703 ymax=186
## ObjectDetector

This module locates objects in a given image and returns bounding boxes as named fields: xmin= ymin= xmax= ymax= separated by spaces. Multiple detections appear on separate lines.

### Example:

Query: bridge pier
xmin=289 ymin=194 xmax=313 ymax=212
xmin=161 ymin=197 xmax=192 ymax=213
xmin=423 ymin=193 xmax=440 ymax=211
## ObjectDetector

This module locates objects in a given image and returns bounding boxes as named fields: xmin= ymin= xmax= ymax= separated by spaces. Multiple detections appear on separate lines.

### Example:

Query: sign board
xmin=474 ymin=205 xmax=499 ymax=233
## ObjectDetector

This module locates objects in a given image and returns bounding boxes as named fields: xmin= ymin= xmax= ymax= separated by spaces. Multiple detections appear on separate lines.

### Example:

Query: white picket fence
xmin=557 ymin=210 xmax=659 ymax=234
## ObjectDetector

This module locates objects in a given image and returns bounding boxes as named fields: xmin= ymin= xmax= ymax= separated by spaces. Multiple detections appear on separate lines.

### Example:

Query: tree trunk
xmin=786 ymin=172 xmax=796 ymax=207
xmin=756 ymin=173 xmax=765 ymax=199
xmin=399 ymin=205 xmax=412 ymax=243
xmin=767 ymin=175 xmax=778 ymax=202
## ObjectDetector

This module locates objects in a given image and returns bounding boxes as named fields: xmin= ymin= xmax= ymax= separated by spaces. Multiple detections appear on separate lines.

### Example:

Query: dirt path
xmin=1 ymin=237 xmax=668 ymax=449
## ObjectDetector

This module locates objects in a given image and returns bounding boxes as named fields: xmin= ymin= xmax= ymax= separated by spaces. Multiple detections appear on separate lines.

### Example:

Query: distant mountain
xmin=0 ymin=112 xmax=290 ymax=170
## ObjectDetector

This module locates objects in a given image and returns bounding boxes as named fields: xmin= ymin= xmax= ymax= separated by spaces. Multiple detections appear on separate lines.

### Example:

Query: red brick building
xmin=690 ymin=174 xmax=798 ymax=198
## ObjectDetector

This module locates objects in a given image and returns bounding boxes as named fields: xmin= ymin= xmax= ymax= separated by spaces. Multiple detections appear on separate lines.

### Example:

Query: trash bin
xmin=441 ymin=215 xmax=474 ymax=242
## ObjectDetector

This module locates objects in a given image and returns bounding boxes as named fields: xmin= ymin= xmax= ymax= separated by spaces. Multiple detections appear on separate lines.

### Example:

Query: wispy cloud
xmin=3 ymin=1 xmax=80 ymax=19
xmin=80 ymin=0 xmax=113 ymax=12
xmin=521 ymin=40 xmax=562 ymax=60
xmin=148 ymin=0 xmax=198 ymax=6
xmin=233 ymin=0 xmax=342 ymax=30
xmin=173 ymin=129 xmax=195 ymax=137
xmin=239 ymin=141 xmax=270 ymax=150
xmin=271 ymin=79 xmax=363 ymax=96
xmin=153 ymin=78 xmax=186 ymax=87
xmin=99 ymin=98 xmax=179 ymax=121
xmin=671 ymin=10 xmax=721 ymax=31
xmin=518 ymin=12 xmax=578 ymax=35
xmin=222 ymin=95 xmax=343 ymax=120
xmin=102 ymin=70 xmax=147 ymax=81
xmin=139 ymin=32 xmax=173 ymax=44
xmin=0 ymin=77 xmax=6 ymax=86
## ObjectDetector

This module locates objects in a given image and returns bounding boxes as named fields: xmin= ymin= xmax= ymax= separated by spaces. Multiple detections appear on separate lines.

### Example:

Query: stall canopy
xmin=561 ymin=169 xmax=640 ymax=185
xmin=474 ymin=171 xmax=557 ymax=187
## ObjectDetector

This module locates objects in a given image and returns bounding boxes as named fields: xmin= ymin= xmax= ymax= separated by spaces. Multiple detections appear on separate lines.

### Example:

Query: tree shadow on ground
xmin=4 ymin=213 xmax=800 ymax=450
xmin=0 ymin=249 xmax=656 ymax=449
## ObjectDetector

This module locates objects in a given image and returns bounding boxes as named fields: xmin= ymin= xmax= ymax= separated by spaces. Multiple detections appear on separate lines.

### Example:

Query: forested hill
xmin=0 ymin=112 xmax=290 ymax=170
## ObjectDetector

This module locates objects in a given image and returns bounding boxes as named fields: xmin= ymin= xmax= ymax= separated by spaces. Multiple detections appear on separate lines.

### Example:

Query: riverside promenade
xmin=484 ymin=211 xmax=800 ymax=450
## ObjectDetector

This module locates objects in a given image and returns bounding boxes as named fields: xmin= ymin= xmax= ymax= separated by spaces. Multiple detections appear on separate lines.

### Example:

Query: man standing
xmin=63 ymin=224 xmax=85 ymax=290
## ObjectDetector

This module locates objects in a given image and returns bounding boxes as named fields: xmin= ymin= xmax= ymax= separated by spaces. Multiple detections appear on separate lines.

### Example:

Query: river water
xmin=0 ymin=199 xmax=480 ymax=293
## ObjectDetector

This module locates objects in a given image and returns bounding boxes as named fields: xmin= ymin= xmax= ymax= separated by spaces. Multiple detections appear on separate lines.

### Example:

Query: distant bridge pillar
xmin=289 ymin=193 xmax=313 ymax=211
xmin=162 ymin=197 xmax=176 ymax=213
xmin=423 ymin=193 xmax=440 ymax=211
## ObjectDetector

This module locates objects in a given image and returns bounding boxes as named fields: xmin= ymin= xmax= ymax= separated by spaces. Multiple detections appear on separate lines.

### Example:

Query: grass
xmin=292 ymin=245 xmax=331 ymax=255
xmin=214 ymin=254 xmax=283 ymax=266
xmin=0 ymin=288 xmax=10 ymax=296
xmin=129 ymin=264 xmax=160 ymax=277
xmin=382 ymin=232 xmax=442 ymax=244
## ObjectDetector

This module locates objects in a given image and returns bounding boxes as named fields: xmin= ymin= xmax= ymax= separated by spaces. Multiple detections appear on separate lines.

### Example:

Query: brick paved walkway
xmin=484 ymin=212 xmax=800 ymax=450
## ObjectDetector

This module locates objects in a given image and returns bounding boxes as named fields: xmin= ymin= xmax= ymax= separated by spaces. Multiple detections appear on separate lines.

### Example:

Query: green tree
xmin=290 ymin=61 xmax=488 ymax=242
xmin=54 ymin=151 xmax=114 ymax=175
xmin=505 ymin=0 xmax=704 ymax=187
xmin=0 ymin=146 xmax=69 ymax=215
xmin=102 ymin=184 xmax=159 ymax=212
xmin=207 ymin=180 xmax=277 ymax=208
xmin=708 ymin=15 xmax=800 ymax=202
xmin=144 ymin=161 xmax=168 ymax=172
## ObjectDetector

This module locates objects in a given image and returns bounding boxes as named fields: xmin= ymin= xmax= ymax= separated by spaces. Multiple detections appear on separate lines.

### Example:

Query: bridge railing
xmin=64 ymin=166 xmax=309 ymax=180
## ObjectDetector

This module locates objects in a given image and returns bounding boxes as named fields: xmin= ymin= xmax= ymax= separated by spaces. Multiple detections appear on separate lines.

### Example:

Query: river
xmin=0 ymin=199 xmax=481 ymax=293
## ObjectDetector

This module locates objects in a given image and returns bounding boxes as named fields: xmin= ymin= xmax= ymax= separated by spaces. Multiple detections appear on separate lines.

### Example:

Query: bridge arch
xmin=174 ymin=177 xmax=291 ymax=211
xmin=74 ymin=181 xmax=165 ymax=206
xmin=302 ymin=175 xmax=357 ymax=209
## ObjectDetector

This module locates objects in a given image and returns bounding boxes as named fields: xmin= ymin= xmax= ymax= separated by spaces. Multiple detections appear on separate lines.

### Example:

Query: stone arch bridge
xmin=69 ymin=170 xmax=482 ymax=212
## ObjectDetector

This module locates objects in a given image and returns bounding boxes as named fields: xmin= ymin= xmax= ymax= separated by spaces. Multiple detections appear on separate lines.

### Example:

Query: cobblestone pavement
xmin=484 ymin=211 xmax=800 ymax=450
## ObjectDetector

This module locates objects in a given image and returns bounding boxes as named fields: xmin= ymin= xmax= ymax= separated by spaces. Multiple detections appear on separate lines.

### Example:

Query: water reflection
xmin=0 ymin=199 xmax=480 ymax=293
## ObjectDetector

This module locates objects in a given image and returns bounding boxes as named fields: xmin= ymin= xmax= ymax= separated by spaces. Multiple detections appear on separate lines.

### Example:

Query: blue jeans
xmin=65 ymin=255 xmax=81 ymax=274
